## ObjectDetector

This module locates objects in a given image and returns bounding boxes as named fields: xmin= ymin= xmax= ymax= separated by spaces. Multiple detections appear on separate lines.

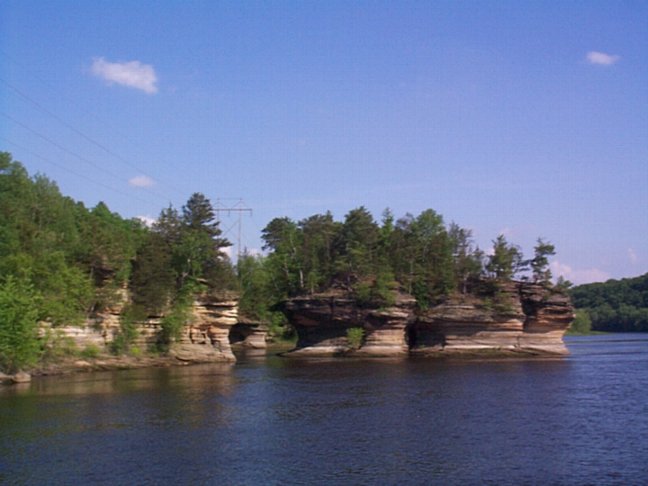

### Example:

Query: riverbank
xmin=0 ymin=354 xmax=221 ymax=385
xmin=0 ymin=340 xmax=299 ymax=385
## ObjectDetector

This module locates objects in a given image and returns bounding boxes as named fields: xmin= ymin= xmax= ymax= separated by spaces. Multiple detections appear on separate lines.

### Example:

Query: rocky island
xmin=282 ymin=281 xmax=573 ymax=357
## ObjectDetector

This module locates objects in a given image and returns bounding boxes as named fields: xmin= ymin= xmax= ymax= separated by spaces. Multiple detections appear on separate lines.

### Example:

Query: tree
xmin=334 ymin=206 xmax=380 ymax=286
xmin=449 ymin=223 xmax=484 ymax=294
xmin=394 ymin=209 xmax=455 ymax=307
xmin=175 ymin=193 xmax=232 ymax=290
xmin=130 ymin=232 xmax=176 ymax=314
xmin=569 ymin=309 xmax=592 ymax=334
xmin=261 ymin=217 xmax=303 ymax=295
xmin=299 ymin=212 xmax=340 ymax=293
xmin=0 ymin=276 xmax=41 ymax=373
xmin=531 ymin=238 xmax=555 ymax=284
xmin=486 ymin=235 xmax=524 ymax=280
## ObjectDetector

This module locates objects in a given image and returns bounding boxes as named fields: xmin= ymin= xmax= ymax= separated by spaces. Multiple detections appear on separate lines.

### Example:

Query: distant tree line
xmin=570 ymin=273 xmax=648 ymax=332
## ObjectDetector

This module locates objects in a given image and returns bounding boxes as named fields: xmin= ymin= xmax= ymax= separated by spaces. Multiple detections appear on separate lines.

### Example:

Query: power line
xmin=213 ymin=198 xmax=252 ymax=260
xmin=0 ymin=53 xmax=188 ymax=198
xmin=0 ymin=137 xmax=160 ymax=207
xmin=1 ymin=111 xmax=173 ymax=203
xmin=0 ymin=77 xmax=185 ymax=197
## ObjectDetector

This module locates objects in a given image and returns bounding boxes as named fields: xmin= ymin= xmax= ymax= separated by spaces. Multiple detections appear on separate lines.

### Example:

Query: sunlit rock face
xmin=282 ymin=292 xmax=416 ymax=357
xmin=40 ymin=292 xmax=241 ymax=363
xmin=170 ymin=294 xmax=239 ymax=362
xmin=518 ymin=284 xmax=575 ymax=355
xmin=229 ymin=318 xmax=269 ymax=350
xmin=282 ymin=282 xmax=573 ymax=357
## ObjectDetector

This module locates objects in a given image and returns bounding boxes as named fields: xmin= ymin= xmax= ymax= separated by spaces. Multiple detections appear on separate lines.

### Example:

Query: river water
xmin=1 ymin=334 xmax=648 ymax=485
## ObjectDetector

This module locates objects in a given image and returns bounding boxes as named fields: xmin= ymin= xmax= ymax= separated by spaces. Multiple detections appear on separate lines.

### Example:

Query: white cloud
xmin=129 ymin=175 xmax=155 ymax=187
xmin=136 ymin=215 xmax=156 ymax=227
xmin=91 ymin=57 xmax=158 ymax=94
xmin=628 ymin=248 xmax=638 ymax=264
xmin=586 ymin=51 xmax=620 ymax=66
xmin=550 ymin=260 xmax=610 ymax=285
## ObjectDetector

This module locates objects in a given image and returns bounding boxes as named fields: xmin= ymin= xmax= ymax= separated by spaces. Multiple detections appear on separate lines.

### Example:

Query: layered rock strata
xmin=170 ymin=294 xmax=238 ymax=362
xmin=282 ymin=282 xmax=574 ymax=357
xmin=40 ymin=292 xmax=240 ymax=363
xmin=282 ymin=292 xmax=416 ymax=357
xmin=229 ymin=318 xmax=269 ymax=350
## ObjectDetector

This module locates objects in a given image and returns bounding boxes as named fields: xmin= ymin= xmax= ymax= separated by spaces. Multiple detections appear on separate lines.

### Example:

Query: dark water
xmin=2 ymin=335 xmax=648 ymax=485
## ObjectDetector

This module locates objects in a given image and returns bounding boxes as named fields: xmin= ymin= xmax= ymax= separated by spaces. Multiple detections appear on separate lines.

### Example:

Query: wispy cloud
xmin=550 ymin=260 xmax=610 ymax=285
xmin=136 ymin=215 xmax=156 ymax=227
xmin=586 ymin=51 xmax=620 ymax=66
xmin=628 ymin=248 xmax=638 ymax=264
xmin=129 ymin=175 xmax=156 ymax=187
xmin=91 ymin=57 xmax=158 ymax=94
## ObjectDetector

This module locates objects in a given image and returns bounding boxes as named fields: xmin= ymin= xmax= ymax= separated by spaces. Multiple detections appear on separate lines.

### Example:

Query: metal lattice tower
xmin=213 ymin=198 xmax=252 ymax=260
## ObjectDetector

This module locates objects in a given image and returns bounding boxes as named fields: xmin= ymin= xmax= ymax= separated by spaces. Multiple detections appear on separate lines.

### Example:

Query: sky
xmin=1 ymin=1 xmax=647 ymax=284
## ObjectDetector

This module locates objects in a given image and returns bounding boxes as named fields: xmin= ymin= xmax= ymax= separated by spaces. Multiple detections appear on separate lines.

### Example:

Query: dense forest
xmin=1 ymin=152 xmax=561 ymax=372
xmin=570 ymin=274 xmax=648 ymax=332
xmin=0 ymin=152 xmax=235 ymax=371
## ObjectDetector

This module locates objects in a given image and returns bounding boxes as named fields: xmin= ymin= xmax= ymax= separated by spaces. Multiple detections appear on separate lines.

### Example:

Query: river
xmin=1 ymin=334 xmax=647 ymax=485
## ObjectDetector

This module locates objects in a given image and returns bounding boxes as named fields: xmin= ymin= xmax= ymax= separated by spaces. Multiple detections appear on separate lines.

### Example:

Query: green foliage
xmin=39 ymin=329 xmax=79 ymax=363
xmin=486 ymin=235 xmax=525 ymax=280
xmin=158 ymin=302 xmax=191 ymax=351
xmin=258 ymin=206 xmax=558 ymax=310
xmin=80 ymin=344 xmax=101 ymax=359
xmin=346 ymin=327 xmax=365 ymax=350
xmin=268 ymin=312 xmax=295 ymax=342
xmin=111 ymin=306 xmax=142 ymax=355
xmin=570 ymin=273 xmax=648 ymax=332
xmin=130 ymin=232 xmax=175 ymax=313
xmin=568 ymin=310 xmax=592 ymax=335
xmin=531 ymin=238 xmax=556 ymax=284
xmin=0 ymin=276 xmax=41 ymax=372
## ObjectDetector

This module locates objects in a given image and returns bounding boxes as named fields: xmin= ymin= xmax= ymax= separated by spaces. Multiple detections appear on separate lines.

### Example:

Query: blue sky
xmin=1 ymin=1 xmax=647 ymax=284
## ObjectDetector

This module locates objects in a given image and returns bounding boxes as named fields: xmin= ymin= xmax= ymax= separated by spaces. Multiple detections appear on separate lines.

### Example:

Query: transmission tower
xmin=213 ymin=198 xmax=252 ymax=260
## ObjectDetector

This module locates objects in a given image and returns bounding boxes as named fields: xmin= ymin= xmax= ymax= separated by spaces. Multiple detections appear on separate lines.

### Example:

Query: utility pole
xmin=213 ymin=198 xmax=252 ymax=261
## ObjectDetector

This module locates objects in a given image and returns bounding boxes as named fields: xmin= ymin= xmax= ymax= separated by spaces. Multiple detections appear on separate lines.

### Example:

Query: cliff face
xmin=41 ymin=292 xmax=243 ymax=363
xmin=169 ymin=294 xmax=239 ymax=362
xmin=282 ymin=292 xmax=416 ymax=357
xmin=282 ymin=282 xmax=574 ymax=357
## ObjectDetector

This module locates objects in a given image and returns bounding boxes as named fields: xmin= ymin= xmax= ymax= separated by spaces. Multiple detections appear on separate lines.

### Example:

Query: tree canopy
xmin=570 ymin=273 xmax=648 ymax=332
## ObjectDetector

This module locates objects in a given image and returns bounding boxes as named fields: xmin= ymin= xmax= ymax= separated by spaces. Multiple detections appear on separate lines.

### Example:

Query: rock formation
xmin=282 ymin=291 xmax=416 ymax=357
xmin=282 ymin=282 xmax=574 ymax=357
xmin=230 ymin=318 xmax=269 ymax=350
xmin=39 ymin=291 xmax=241 ymax=363
xmin=170 ymin=293 xmax=239 ymax=362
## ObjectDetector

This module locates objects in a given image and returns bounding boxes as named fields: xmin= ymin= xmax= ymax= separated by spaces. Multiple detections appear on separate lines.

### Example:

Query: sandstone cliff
xmin=282 ymin=291 xmax=416 ymax=357
xmin=41 ymin=291 xmax=244 ymax=363
xmin=282 ymin=282 xmax=574 ymax=357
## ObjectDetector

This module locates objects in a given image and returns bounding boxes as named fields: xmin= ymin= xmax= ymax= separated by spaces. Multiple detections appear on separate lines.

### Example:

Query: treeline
xmin=1 ymin=152 xmax=565 ymax=372
xmin=0 ymin=152 xmax=235 ymax=371
xmin=238 ymin=207 xmax=560 ymax=322
xmin=570 ymin=273 xmax=648 ymax=332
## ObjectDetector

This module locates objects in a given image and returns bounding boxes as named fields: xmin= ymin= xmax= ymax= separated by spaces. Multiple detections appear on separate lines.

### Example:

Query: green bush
xmin=80 ymin=344 xmax=101 ymax=359
xmin=0 ymin=276 xmax=41 ymax=373
xmin=346 ymin=327 xmax=365 ymax=350
xmin=568 ymin=309 xmax=592 ymax=335
xmin=111 ymin=306 xmax=142 ymax=354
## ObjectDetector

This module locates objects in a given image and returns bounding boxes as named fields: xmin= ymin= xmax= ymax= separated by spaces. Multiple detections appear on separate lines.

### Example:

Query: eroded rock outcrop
xmin=170 ymin=293 xmax=239 ymax=362
xmin=282 ymin=291 xmax=416 ymax=357
xmin=229 ymin=318 xmax=269 ymax=350
xmin=282 ymin=282 xmax=573 ymax=357
xmin=39 ymin=291 xmax=240 ymax=363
